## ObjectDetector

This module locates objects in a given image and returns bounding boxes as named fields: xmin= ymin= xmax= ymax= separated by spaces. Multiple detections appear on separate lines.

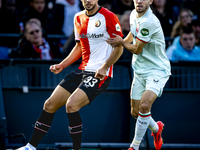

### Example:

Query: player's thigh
xmin=140 ymin=90 xmax=157 ymax=112
xmin=77 ymin=71 xmax=111 ymax=103
xmin=130 ymin=75 xmax=145 ymax=100
xmin=66 ymin=73 xmax=111 ymax=112
xmin=130 ymin=75 xmax=145 ymax=117
xmin=66 ymin=88 xmax=90 ymax=113
xmin=146 ymin=75 xmax=169 ymax=98
xmin=44 ymin=85 xmax=71 ymax=113
xmin=138 ymin=75 xmax=169 ymax=112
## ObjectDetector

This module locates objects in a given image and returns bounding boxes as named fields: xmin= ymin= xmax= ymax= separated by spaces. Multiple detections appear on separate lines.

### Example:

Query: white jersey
xmin=130 ymin=7 xmax=171 ymax=77
xmin=74 ymin=7 xmax=123 ymax=77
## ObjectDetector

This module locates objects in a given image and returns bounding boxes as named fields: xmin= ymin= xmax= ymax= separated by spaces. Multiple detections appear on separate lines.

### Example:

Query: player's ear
xmin=149 ymin=0 xmax=153 ymax=5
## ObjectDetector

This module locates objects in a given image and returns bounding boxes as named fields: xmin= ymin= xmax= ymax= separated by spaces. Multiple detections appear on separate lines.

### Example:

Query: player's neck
xmin=86 ymin=5 xmax=100 ymax=16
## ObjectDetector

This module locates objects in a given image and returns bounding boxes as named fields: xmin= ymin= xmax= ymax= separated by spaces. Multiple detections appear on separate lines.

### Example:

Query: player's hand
xmin=49 ymin=64 xmax=63 ymax=74
xmin=95 ymin=67 xmax=107 ymax=81
xmin=106 ymin=33 xmax=123 ymax=47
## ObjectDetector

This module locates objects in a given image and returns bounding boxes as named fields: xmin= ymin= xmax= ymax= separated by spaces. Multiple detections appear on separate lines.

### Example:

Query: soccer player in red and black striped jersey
xmin=17 ymin=0 xmax=123 ymax=150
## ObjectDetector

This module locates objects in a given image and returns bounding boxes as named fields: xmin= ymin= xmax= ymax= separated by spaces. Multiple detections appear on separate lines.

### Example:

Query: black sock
xmin=29 ymin=110 xmax=55 ymax=147
xmin=67 ymin=112 xmax=82 ymax=149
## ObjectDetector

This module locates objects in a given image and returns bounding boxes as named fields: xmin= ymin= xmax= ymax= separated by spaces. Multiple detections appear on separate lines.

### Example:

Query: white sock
xmin=130 ymin=142 xmax=139 ymax=150
xmin=130 ymin=112 xmax=151 ymax=149
xmin=148 ymin=116 xmax=158 ymax=133
xmin=26 ymin=143 xmax=36 ymax=150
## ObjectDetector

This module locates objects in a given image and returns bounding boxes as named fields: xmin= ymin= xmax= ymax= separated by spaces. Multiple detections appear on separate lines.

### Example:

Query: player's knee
xmin=140 ymin=103 xmax=150 ymax=113
xmin=43 ymin=99 xmax=55 ymax=113
xmin=66 ymin=101 xmax=79 ymax=113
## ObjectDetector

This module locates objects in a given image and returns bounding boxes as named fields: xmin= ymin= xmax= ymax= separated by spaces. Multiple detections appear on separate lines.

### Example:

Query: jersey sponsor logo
xmin=78 ymin=33 xmax=104 ymax=39
xmin=95 ymin=19 xmax=101 ymax=27
xmin=153 ymin=79 xmax=159 ymax=83
xmin=115 ymin=23 xmax=121 ymax=32
xmin=141 ymin=28 xmax=149 ymax=36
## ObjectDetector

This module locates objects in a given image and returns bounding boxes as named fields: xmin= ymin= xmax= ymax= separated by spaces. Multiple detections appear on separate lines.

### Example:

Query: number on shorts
xmin=83 ymin=76 xmax=98 ymax=87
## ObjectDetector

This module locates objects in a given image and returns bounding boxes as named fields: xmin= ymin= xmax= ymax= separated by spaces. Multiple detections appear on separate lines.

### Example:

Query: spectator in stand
xmin=170 ymin=8 xmax=193 ymax=38
xmin=150 ymin=0 xmax=179 ymax=37
xmin=0 ymin=0 xmax=20 ymax=33
xmin=111 ymin=0 xmax=134 ymax=19
xmin=120 ymin=10 xmax=131 ymax=37
xmin=52 ymin=0 xmax=81 ymax=53
xmin=172 ymin=19 xmax=200 ymax=47
xmin=20 ymin=0 xmax=55 ymax=34
xmin=52 ymin=0 xmax=80 ymax=37
xmin=166 ymin=26 xmax=200 ymax=62
xmin=62 ymin=32 xmax=76 ymax=58
xmin=167 ymin=0 xmax=183 ymax=11
xmin=181 ymin=0 xmax=200 ymax=21
xmin=0 ymin=0 xmax=20 ymax=47
xmin=15 ymin=0 xmax=30 ymax=20
xmin=9 ymin=19 xmax=62 ymax=60
xmin=99 ymin=0 xmax=112 ymax=10
xmin=191 ymin=19 xmax=200 ymax=47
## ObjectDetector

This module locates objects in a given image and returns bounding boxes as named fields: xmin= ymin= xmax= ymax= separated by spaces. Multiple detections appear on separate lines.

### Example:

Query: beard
xmin=136 ymin=4 xmax=148 ymax=14
xmin=84 ymin=3 xmax=96 ymax=11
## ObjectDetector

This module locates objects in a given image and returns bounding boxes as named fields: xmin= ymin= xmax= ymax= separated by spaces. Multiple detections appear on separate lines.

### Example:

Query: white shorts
xmin=130 ymin=73 xmax=169 ymax=100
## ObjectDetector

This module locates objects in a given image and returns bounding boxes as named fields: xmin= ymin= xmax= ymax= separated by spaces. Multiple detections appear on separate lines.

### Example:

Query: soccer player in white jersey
xmin=107 ymin=0 xmax=171 ymax=150
xmin=17 ymin=0 xmax=123 ymax=150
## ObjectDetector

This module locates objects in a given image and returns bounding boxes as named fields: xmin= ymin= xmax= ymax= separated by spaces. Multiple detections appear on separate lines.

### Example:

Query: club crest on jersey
xmin=115 ymin=23 xmax=121 ymax=31
xmin=95 ymin=20 xmax=101 ymax=27
xmin=141 ymin=28 xmax=149 ymax=36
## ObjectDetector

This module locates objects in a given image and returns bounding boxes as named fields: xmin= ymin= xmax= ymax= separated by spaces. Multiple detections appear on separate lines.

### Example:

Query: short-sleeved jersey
xmin=74 ymin=7 xmax=123 ymax=77
xmin=130 ymin=7 xmax=171 ymax=77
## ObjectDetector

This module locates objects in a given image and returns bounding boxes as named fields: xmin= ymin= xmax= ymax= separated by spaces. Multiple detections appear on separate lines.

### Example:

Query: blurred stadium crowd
xmin=0 ymin=0 xmax=200 ymax=61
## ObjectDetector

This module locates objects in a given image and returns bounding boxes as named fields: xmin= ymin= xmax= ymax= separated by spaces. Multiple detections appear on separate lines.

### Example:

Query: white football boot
xmin=16 ymin=143 xmax=36 ymax=150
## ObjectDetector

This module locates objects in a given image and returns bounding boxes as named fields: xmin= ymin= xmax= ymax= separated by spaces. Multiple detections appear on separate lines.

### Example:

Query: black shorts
xmin=59 ymin=69 xmax=111 ymax=103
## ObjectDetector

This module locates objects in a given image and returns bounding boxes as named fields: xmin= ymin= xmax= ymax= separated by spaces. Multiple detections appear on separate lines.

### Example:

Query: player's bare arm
xmin=95 ymin=45 xmax=123 ymax=80
xmin=50 ymin=42 xmax=82 ymax=74
xmin=107 ymin=33 xmax=147 ymax=55
xmin=124 ymin=31 xmax=133 ymax=43
xmin=106 ymin=32 xmax=133 ymax=45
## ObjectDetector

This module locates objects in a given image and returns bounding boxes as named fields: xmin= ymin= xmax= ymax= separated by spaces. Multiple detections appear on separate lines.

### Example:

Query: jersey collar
xmin=137 ymin=7 xmax=151 ymax=22
xmin=85 ymin=6 xmax=102 ymax=17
